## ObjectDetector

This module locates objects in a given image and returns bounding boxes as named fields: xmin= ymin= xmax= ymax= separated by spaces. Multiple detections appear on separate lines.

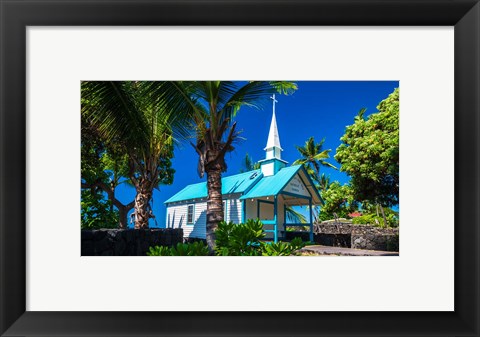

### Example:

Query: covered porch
xmin=239 ymin=165 xmax=322 ymax=243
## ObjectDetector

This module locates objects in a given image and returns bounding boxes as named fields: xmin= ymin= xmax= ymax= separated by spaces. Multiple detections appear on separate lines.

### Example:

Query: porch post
xmin=309 ymin=198 xmax=314 ymax=242
xmin=241 ymin=200 xmax=245 ymax=223
xmin=274 ymin=195 xmax=278 ymax=243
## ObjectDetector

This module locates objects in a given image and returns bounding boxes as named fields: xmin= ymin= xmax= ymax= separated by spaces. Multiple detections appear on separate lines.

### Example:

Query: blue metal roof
xmin=240 ymin=165 xmax=323 ymax=204
xmin=239 ymin=165 xmax=302 ymax=200
xmin=164 ymin=169 xmax=262 ymax=204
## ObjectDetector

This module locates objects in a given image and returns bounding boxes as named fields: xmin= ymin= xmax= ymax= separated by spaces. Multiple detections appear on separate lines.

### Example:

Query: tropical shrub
xmin=215 ymin=219 xmax=305 ymax=256
xmin=215 ymin=219 xmax=265 ymax=256
xmin=261 ymin=237 xmax=305 ymax=256
xmin=352 ymin=213 xmax=399 ymax=227
xmin=147 ymin=241 xmax=209 ymax=256
xmin=147 ymin=245 xmax=171 ymax=256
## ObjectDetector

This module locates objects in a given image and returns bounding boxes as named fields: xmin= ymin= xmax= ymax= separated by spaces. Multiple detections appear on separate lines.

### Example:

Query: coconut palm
xmin=318 ymin=173 xmax=331 ymax=193
xmin=293 ymin=136 xmax=337 ymax=185
xmin=239 ymin=153 xmax=260 ymax=173
xmin=285 ymin=207 xmax=307 ymax=223
xmin=81 ymin=81 xmax=191 ymax=229
xmin=152 ymin=81 xmax=297 ymax=251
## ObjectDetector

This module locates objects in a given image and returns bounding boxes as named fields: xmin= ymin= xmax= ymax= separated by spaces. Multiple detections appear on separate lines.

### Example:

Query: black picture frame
xmin=1 ymin=0 xmax=479 ymax=336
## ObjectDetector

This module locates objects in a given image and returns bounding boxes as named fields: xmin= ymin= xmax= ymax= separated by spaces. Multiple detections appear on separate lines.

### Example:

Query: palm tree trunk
xmin=134 ymin=182 xmax=153 ymax=229
xmin=206 ymin=166 xmax=224 ymax=253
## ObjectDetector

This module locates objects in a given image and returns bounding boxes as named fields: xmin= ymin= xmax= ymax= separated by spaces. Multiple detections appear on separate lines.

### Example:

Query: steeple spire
xmin=258 ymin=94 xmax=288 ymax=176
xmin=264 ymin=94 xmax=283 ymax=158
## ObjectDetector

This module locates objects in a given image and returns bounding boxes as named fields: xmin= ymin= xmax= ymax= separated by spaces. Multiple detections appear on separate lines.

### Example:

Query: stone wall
xmin=314 ymin=223 xmax=399 ymax=252
xmin=81 ymin=228 xmax=183 ymax=256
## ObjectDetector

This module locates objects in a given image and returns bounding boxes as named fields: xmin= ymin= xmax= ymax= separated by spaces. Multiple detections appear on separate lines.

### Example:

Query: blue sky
xmin=114 ymin=81 xmax=399 ymax=227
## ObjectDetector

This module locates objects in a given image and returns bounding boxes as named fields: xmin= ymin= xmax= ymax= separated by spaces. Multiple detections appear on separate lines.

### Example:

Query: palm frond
xmin=285 ymin=206 xmax=307 ymax=223
xmin=221 ymin=81 xmax=297 ymax=122
xmin=320 ymin=160 xmax=338 ymax=170
xmin=141 ymin=81 xmax=202 ymax=141
xmin=82 ymin=81 xmax=150 ymax=147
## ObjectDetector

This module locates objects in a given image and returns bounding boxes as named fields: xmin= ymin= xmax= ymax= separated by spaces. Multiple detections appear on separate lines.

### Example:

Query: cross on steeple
xmin=264 ymin=94 xmax=282 ymax=156
xmin=270 ymin=94 xmax=278 ymax=115
xmin=258 ymin=93 xmax=288 ymax=176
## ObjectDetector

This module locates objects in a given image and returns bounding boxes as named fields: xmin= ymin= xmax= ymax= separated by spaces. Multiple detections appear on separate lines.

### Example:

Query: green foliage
xmin=81 ymin=189 xmax=118 ymax=229
xmin=293 ymin=137 xmax=337 ymax=196
xmin=82 ymin=82 xmax=178 ymax=190
xmin=352 ymin=209 xmax=399 ymax=228
xmin=81 ymin=81 xmax=183 ymax=228
xmin=80 ymin=126 xmax=120 ymax=229
xmin=239 ymin=153 xmax=261 ymax=173
xmin=261 ymin=237 xmax=305 ymax=256
xmin=293 ymin=137 xmax=337 ymax=173
xmin=319 ymin=182 xmax=359 ymax=221
xmin=335 ymin=88 xmax=399 ymax=207
xmin=147 ymin=241 xmax=209 ymax=256
xmin=318 ymin=173 xmax=331 ymax=193
xmin=285 ymin=206 xmax=307 ymax=224
xmin=215 ymin=219 xmax=265 ymax=256
xmin=215 ymin=219 xmax=305 ymax=256
xmin=147 ymin=245 xmax=171 ymax=256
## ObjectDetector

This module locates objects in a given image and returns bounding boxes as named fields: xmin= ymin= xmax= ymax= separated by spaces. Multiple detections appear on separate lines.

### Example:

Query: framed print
xmin=1 ymin=0 xmax=479 ymax=336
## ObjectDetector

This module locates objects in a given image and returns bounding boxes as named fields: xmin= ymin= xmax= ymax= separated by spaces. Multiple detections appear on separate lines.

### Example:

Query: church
xmin=164 ymin=95 xmax=322 ymax=243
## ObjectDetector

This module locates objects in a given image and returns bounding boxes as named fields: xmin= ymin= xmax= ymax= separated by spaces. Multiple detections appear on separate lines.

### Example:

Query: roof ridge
xmin=164 ymin=169 xmax=262 ymax=204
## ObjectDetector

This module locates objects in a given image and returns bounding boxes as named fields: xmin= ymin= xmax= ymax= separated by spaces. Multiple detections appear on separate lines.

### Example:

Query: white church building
xmin=164 ymin=95 xmax=322 ymax=242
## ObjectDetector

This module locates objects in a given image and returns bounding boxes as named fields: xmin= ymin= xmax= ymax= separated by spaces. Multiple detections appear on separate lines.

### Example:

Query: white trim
xmin=186 ymin=204 xmax=194 ymax=225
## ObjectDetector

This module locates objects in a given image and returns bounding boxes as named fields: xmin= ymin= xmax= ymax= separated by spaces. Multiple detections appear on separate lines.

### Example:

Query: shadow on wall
xmin=230 ymin=199 xmax=240 ymax=223
xmin=168 ymin=210 xmax=184 ymax=229
xmin=190 ymin=209 xmax=206 ymax=238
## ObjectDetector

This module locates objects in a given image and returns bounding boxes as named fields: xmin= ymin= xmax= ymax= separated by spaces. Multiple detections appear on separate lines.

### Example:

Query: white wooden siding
xmin=225 ymin=198 xmax=242 ymax=224
xmin=166 ymin=195 xmax=243 ymax=239
xmin=166 ymin=202 xmax=207 ymax=239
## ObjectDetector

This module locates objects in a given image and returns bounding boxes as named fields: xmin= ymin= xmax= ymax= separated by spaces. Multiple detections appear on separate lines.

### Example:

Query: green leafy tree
xmin=319 ymin=182 xmax=359 ymax=221
xmin=81 ymin=81 xmax=188 ymax=229
xmin=154 ymin=81 xmax=297 ymax=252
xmin=81 ymin=189 xmax=119 ymax=229
xmin=335 ymin=88 xmax=399 ymax=224
xmin=81 ymin=119 xmax=130 ymax=228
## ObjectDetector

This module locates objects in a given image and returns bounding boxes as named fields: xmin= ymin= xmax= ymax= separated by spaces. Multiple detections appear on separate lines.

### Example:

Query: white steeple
xmin=264 ymin=94 xmax=283 ymax=160
xmin=258 ymin=94 xmax=287 ymax=177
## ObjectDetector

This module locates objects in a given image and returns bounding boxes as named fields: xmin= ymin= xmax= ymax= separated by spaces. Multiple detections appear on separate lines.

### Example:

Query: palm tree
xmin=81 ymin=81 xmax=191 ymax=229
xmin=285 ymin=207 xmax=307 ymax=223
xmin=318 ymin=173 xmax=331 ymax=193
xmin=153 ymin=81 xmax=297 ymax=251
xmin=293 ymin=136 xmax=337 ymax=184
xmin=239 ymin=153 xmax=261 ymax=173
xmin=294 ymin=137 xmax=335 ymax=222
